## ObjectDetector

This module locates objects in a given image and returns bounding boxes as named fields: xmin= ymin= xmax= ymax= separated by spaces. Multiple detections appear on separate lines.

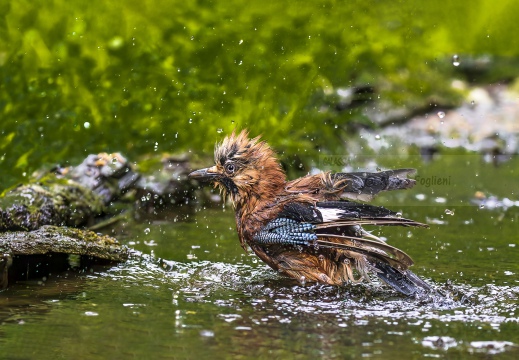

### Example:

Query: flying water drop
xmin=452 ymin=54 xmax=460 ymax=67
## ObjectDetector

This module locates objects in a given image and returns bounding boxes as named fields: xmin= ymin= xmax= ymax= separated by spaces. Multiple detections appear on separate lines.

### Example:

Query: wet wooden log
xmin=0 ymin=225 xmax=129 ymax=289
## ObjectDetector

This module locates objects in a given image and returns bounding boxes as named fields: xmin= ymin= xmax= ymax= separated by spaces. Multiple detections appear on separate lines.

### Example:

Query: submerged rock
xmin=0 ymin=225 xmax=129 ymax=289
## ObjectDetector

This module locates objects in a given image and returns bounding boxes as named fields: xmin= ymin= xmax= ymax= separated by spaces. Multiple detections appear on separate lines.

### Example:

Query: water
xmin=1 ymin=155 xmax=519 ymax=358
xmin=452 ymin=54 xmax=460 ymax=67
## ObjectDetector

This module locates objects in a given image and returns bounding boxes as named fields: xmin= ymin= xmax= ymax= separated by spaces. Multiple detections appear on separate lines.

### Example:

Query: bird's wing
xmin=331 ymin=169 xmax=417 ymax=202
xmin=315 ymin=200 xmax=427 ymax=228
xmin=285 ymin=169 xmax=417 ymax=202
xmin=254 ymin=200 xmax=431 ymax=295
xmin=266 ymin=200 xmax=427 ymax=265
xmin=275 ymin=200 xmax=427 ymax=230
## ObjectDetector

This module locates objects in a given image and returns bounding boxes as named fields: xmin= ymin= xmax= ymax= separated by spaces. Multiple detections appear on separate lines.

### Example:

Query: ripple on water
xmin=104 ymin=257 xmax=518 ymax=325
xmin=97 ymin=257 xmax=519 ymax=356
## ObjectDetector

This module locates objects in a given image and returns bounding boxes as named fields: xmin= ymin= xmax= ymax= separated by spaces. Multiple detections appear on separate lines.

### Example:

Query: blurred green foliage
xmin=1 ymin=0 xmax=519 ymax=188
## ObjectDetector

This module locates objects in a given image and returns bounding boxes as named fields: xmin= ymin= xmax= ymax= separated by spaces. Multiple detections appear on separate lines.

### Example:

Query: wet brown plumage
xmin=189 ymin=130 xmax=431 ymax=295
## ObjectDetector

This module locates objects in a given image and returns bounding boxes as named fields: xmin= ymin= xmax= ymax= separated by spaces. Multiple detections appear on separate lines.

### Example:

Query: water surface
xmin=1 ymin=155 xmax=519 ymax=359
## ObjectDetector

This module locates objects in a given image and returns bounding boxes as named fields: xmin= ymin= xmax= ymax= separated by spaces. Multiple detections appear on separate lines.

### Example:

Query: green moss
xmin=0 ymin=178 xmax=105 ymax=231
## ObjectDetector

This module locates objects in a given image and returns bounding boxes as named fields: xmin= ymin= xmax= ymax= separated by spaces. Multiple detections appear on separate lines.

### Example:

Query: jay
xmin=189 ymin=130 xmax=431 ymax=295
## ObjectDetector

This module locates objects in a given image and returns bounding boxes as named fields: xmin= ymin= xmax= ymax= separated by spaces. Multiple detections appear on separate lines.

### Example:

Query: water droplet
xmin=217 ymin=128 xmax=223 ymax=134
xmin=444 ymin=209 xmax=455 ymax=216
xmin=200 ymin=330 xmax=214 ymax=337
xmin=83 ymin=122 xmax=91 ymax=129
xmin=188 ymin=118 xmax=193 ymax=124
xmin=238 ymin=39 xmax=243 ymax=45
xmin=479 ymin=204 xmax=485 ymax=209
xmin=396 ymin=212 xmax=403 ymax=218
xmin=374 ymin=134 xmax=381 ymax=140
xmin=437 ymin=111 xmax=445 ymax=119
xmin=144 ymin=228 xmax=150 ymax=235
xmin=452 ymin=54 xmax=460 ymax=67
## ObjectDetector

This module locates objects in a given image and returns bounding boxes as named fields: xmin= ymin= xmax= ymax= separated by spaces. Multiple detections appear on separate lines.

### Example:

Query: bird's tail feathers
xmin=315 ymin=233 xmax=432 ymax=296
xmin=315 ymin=234 xmax=413 ymax=268
xmin=372 ymin=261 xmax=432 ymax=296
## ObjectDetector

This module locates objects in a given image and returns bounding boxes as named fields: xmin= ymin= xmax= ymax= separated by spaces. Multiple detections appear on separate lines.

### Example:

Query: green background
xmin=2 ymin=0 xmax=519 ymax=187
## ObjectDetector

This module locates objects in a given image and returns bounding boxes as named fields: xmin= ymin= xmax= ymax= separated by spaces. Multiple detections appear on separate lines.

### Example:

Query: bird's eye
xmin=225 ymin=163 xmax=235 ymax=174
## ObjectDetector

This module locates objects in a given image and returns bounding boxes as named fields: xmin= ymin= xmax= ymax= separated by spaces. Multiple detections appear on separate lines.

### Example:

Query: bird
xmin=188 ymin=130 xmax=432 ymax=296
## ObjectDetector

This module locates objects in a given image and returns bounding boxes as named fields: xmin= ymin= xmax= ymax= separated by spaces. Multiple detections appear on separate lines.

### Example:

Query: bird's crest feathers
xmin=215 ymin=130 xmax=270 ymax=167
xmin=213 ymin=130 xmax=286 ymax=208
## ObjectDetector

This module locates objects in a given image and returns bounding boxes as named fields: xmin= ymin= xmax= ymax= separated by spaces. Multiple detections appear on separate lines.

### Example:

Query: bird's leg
xmin=253 ymin=218 xmax=317 ymax=246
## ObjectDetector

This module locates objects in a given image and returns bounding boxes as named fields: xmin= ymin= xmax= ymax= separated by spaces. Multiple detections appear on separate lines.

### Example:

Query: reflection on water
xmin=1 ymin=157 xmax=519 ymax=358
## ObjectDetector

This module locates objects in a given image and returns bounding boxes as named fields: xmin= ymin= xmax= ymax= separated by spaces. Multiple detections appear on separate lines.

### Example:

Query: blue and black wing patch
xmin=253 ymin=217 xmax=317 ymax=246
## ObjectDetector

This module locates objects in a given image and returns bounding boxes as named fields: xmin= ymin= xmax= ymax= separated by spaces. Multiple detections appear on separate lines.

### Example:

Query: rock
xmin=0 ymin=179 xmax=105 ymax=231
xmin=57 ymin=152 xmax=141 ymax=204
xmin=135 ymin=153 xmax=220 ymax=215
xmin=358 ymin=83 xmax=519 ymax=159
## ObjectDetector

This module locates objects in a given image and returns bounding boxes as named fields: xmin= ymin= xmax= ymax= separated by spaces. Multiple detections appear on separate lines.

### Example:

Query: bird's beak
xmin=188 ymin=166 xmax=219 ymax=181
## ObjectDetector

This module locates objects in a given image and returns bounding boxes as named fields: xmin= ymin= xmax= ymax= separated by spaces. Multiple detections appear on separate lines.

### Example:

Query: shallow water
xmin=1 ymin=155 xmax=519 ymax=359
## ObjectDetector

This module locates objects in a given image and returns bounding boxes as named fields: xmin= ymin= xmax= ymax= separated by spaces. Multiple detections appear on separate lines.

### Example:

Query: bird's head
xmin=189 ymin=130 xmax=286 ymax=208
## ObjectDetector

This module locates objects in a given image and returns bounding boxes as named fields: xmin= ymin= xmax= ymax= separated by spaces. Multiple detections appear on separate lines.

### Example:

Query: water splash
xmin=452 ymin=54 xmax=460 ymax=66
